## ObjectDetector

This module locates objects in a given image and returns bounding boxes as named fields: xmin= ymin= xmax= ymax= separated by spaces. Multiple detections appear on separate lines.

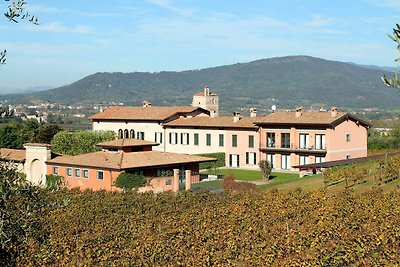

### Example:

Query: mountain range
xmin=1 ymin=56 xmax=399 ymax=114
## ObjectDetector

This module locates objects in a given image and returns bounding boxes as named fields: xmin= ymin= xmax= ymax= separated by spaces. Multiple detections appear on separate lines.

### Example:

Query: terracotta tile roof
xmin=96 ymin=139 xmax=159 ymax=148
xmin=164 ymin=116 xmax=260 ymax=129
xmin=254 ymin=112 xmax=370 ymax=127
xmin=0 ymin=148 xmax=26 ymax=162
xmin=47 ymin=151 xmax=215 ymax=170
xmin=90 ymin=106 xmax=207 ymax=121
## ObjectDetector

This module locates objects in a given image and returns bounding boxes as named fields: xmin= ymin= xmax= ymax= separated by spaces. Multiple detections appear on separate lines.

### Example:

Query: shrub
xmin=258 ymin=160 xmax=272 ymax=180
xmin=222 ymin=173 xmax=258 ymax=193
xmin=197 ymin=152 xmax=225 ymax=170
xmin=0 ymin=162 xmax=48 ymax=266
xmin=115 ymin=172 xmax=148 ymax=191
xmin=45 ymin=174 xmax=66 ymax=190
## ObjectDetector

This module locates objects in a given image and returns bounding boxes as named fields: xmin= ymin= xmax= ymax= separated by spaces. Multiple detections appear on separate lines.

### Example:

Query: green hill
xmin=2 ymin=56 xmax=399 ymax=114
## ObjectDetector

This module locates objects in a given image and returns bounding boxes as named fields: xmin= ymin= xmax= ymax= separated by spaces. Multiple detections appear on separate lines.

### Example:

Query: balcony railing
xmin=260 ymin=144 xmax=327 ymax=154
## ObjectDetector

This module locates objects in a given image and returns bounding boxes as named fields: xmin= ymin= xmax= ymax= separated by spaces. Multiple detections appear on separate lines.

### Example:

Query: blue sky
xmin=1 ymin=0 xmax=400 ymax=91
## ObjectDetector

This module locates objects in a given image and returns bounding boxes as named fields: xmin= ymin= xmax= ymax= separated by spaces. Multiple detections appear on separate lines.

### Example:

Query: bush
xmin=222 ymin=174 xmax=258 ymax=193
xmin=115 ymin=172 xmax=148 ymax=191
xmin=197 ymin=152 xmax=225 ymax=170
xmin=258 ymin=160 xmax=272 ymax=180
xmin=0 ymin=162 xmax=48 ymax=266
xmin=45 ymin=174 xmax=66 ymax=190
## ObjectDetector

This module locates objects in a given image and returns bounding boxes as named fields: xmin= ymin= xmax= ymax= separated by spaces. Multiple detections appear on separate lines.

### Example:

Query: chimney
xmin=331 ymin=107 xmax=338 ymax=117
xmin=250 ymin=108 xmax=257 ymax=118
xmin=295 ymin=107 xmax=303 ymax=118
xmin=204 ymin=85 xmax=209 ymax=96
xmin=142 ymin=101 xmax=152 ymax=107
xmin=233 ymin=111 xmax=241 ymax=122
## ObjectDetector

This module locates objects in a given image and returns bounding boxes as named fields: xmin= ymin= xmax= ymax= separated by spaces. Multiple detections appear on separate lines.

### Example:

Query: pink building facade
xmin=256 ymin=108 xmax=370 ymax=170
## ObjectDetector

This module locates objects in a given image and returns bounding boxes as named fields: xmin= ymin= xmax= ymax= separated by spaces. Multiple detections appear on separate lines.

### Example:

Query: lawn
xmin=201 ymin=169 xmax=263 ymax=181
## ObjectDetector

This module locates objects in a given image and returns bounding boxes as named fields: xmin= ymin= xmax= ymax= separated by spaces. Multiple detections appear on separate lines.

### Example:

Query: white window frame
xmin=155 ymin=132 xmax=163 ymax=144
xmin=97 ymin=171 xmax=104 ymax=181
xmin=169 ymin=132 xmax=178 ymax=145
xmin=66 ymin=167 xmax=72 ymax=177
xmin=281 ymin=154 xmax=291 ymax=170
xmin=267 ymin=133 xmax=275 ymax=147
xmin=299 ymin=155 xmax=309 ymax=165
xmin=299 ymin=134 xmax=309 ymax=149
xmin=246 ymin=152 xmax=256 ymax=165
xmin=267 ymin=154 xmax=275 ymax=168
xmin=315 ymin=156 xmax=325 ymax=164
xmin=181 ymin=133 xmax=189 ymax=145
xmin=83 ymin=169 xmax=89 ymax=179
xmin=53 ymin=166 xmax=59 ymax=175
xmin=315 ymin=134 xmax=326 ymax=150
xmin=74 ymin=168 xmax=80 ymax=178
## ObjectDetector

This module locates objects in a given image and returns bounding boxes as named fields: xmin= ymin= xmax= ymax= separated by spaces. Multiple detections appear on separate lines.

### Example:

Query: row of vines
xmin=14 ymin=189 xmax=400 ymax=266
xmin=323 ymin=156 xmax=400 ymax=188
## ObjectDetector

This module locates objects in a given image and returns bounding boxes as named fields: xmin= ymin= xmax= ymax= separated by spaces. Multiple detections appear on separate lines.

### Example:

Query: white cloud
xmin=146 ymin=0 xmax=194 ymax=16
xmin=363 ymin=0 xmax=400 ymax=10
xmin=82 ymin=12 xmax=120 ymax=18
xmin=22 ymin=22 xmax=91 ymax=34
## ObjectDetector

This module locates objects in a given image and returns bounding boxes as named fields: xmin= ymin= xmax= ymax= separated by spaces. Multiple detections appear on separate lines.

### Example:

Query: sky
xmin=1 ymin=0 xmax=400 ymax=92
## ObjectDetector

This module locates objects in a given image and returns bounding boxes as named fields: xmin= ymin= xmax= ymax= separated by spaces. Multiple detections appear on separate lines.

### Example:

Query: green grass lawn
xmin=201 ymin=169 xmax=263 ymax=180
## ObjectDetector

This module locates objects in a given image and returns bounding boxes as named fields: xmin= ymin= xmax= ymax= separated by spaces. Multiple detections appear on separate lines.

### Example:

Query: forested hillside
xmin=2 ymin=56 xmax=399 ymax=114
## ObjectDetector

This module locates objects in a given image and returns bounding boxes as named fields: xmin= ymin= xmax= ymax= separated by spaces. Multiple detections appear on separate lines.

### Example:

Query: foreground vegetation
xmin=12 ymin=189 xmax=399 ymax=266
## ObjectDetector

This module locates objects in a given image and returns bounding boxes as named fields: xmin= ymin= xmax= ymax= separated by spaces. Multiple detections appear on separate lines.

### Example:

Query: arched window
xmin=118 ymin=129 xmax=123 ymax=139
xmin=124 ymin=129 xmax=129 ymax=139
xmin=130 ymin=129 xmax=135 ymax=139
xmin=212 ymin=98 xmax=216 ymax=104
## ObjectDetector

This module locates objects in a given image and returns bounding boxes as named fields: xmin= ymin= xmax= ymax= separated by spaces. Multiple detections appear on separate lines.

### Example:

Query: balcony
xmin=260 ymin=144 xmax=327 ymax=155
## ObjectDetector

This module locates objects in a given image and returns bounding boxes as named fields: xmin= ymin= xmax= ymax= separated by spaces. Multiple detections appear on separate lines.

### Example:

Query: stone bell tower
xmin=192 ymin=85 xmax=219 ymax=117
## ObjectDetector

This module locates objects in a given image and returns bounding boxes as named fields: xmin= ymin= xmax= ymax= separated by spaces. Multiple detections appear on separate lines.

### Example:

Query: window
xmin=83 ymin=169 xmax=89 ymax=179
xmin=299 ymin=156 xmax=309 ymax=165
xmin=206 ymin=133 xmax=211 ymax=146
xmin=124 ymin=129 xmax=129 ymax=139
xmin=134 ymin=170 xmax=144 ymax=176
xmin=181 ymin=133 xmax=189 ymax=145
xmin=66 ymin=167 xmax=72 ymax=177
xmin=346 ymin=134 xmax=351 ymax=142
xmin=169 ymin=132 xmax=178 ymax=144
xmin=232 ymin=134 xmax=238 ymax=147
xmin=246 ymin=152 xmax=257 ymax=165
xmin=281 ymin=154 xmax=291 ymax=169
xmin=118 ymin=129 xmax=123 ymax=139
xmin=155 ymin=132 xmax=163 ymax=143
xmin=219 ymin=134 xmax=224 ymax=147
xmin=315 ymin=156 xmax=325 ymax=164
xmin=346 ymin=154 xmax=351 ymax=159
xmin=267 ymin=133 xmax=275 ymax=147
xmin=97 ymin=171 xmax=104 ymax=180
xmin=74 ymin=168 xmax=80 ymax=178
xmin=229 ymin=154 xmax=240 ymax=167
xmin=315 ymin=134 xmax=326 ymax=150
xmin=267 ymin=154 xmax=275 ymax=168
xmin=137 ymin=132 xmax=145 ymax=140
xmin=299 ymin=134 xmax=309 ymax=149
xmin=194 ymin=133 xmax=199 ymax=145
xmin=281 ymin=133 xmax=290 ymax=148
xmin=249 ymin=135 xmax=254 ymax=148
xmin=130 ymin=130 xmax=135 ymax=139
xmin=53 ymin=166 xmax=59 ymax=175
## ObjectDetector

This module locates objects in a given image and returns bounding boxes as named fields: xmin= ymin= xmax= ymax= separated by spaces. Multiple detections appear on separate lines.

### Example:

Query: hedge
xmin=197 ymin=152 xmax=225 ymax=170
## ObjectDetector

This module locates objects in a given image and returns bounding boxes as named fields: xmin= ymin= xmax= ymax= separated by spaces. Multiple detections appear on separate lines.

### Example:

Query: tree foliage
xmin=382 ymin=23 xmax=400 ymax=88
xmin=1 ymin=0 xmax=38 ymax=65
xmin=258 ymin=159 xmax=273 ymax=180
xmin=51 ymin=130 xmax=116 ymax=156
xmin=0 ymin=120 xmax=63 ymax=149
xmin=115 ymin=172 xmax=148 ymax=191
xmin=0 ymin=162 xmax=48 ymax=266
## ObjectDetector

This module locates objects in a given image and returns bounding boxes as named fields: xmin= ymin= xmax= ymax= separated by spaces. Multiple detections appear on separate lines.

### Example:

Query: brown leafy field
xmin=16 ymin=188 xmax=400 ymax=266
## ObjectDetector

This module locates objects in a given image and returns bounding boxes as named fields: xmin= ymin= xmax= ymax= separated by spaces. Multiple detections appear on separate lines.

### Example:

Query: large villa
xmin=0 ymin=86 xmax=370 ymax=192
